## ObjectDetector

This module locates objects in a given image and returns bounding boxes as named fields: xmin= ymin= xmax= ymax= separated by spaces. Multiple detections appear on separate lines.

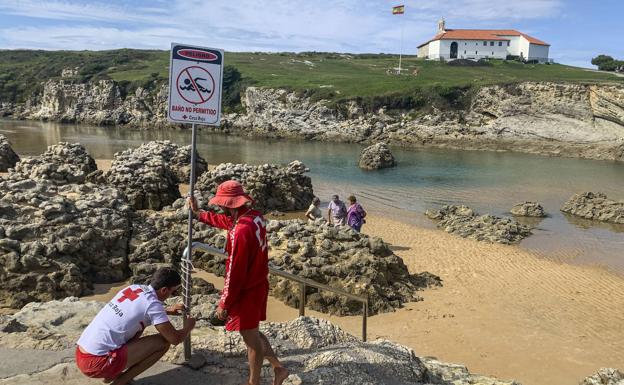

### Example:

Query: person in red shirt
xmin=188 ymin=180 xmax=288 ymax=385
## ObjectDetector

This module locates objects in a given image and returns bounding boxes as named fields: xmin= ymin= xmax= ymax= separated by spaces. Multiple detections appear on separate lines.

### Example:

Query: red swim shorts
xmin=75 ymin=345 xmax=128 ymax=380
xmin=225 ymin=282 xmax=269 ymax=332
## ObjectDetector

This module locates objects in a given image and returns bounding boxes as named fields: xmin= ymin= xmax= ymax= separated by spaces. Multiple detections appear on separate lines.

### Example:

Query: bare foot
xmin=273 ymin=366 xmax=289 ymax=385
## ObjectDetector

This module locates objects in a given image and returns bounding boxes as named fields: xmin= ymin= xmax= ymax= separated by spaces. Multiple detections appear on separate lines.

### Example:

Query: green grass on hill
xmin=1 ymin=49 xmax=621 ymax=112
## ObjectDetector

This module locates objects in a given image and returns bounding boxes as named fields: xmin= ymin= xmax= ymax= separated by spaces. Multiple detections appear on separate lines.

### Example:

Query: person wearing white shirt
xmin=76 ymin=267 xmax=195 ymax=385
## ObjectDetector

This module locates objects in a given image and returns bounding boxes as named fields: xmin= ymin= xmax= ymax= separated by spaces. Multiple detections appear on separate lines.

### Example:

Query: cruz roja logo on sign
xmin=168 ymin=43 xmax=224 ymax=125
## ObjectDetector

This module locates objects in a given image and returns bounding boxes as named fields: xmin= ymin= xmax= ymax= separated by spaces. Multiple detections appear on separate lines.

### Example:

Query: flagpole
xmin=399 ymin=6 xmax=405 ymax=75
xmin=398 ymin=13 xmax=404 ymax=75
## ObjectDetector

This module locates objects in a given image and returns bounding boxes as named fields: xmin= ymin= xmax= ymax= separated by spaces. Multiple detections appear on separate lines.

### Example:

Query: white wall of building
xmin=427 ymin=39 xmax=508 ymax=60
xmin=419 ymin=35 xmax=550 ymax=62
xmin=498 ymin=35 xmax=521 ymax=57
xmin=528 ymin=44 xmax=550 ymax=62
xmin=428 ymin=40 xmax=441 ymax=59
xmin=518 ymin=37 xmax=531 ymax=60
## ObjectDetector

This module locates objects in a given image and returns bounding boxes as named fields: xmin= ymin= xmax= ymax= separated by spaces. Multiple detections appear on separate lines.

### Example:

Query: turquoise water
xmin=2 ymin=119 xmax=624 ymax=274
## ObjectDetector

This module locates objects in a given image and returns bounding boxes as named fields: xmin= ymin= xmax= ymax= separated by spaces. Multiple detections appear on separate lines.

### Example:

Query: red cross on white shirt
xmin=117 ymin=287 xmax=144 ymax=303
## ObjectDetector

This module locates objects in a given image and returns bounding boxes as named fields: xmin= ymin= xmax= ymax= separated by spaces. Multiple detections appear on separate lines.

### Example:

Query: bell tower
xmin=438 ymin=18 xmax=446 ymax=33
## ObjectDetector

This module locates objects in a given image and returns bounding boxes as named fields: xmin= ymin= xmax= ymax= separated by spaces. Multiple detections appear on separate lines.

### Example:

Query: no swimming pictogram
xmin=176 ymin=66 xmax=215 ymax=105
xmin=168 ymin=43 xmax=223 ymax=125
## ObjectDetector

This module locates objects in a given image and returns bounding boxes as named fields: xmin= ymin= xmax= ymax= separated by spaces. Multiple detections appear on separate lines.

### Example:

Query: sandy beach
xmin=6 ymin=159 xmax=620 ymax=384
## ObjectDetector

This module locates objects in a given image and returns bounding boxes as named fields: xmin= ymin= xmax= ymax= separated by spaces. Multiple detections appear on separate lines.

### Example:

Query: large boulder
xmin=104 ymin=144 xmax=181 ymax=210
xmin=0 ymin=178 xmax=132 ymax=308
xmin=426 ymin=205 xmax=532 ymax=244
xmin=561 ymin=192 xmax=624 ymax=224
xmin=510 ymin=201 xmax=546 ymax=217
xmin=0 ymin=299 xmax=519 ymax=385
xmin=359 ymin=142 xmax=397 ymax=170
xmin=10 ymin=142 xmax=96 ymax=184
xmin=0 ymin=134 xmax=19 ymax=172
xmin=193 ymin=218 xmax=441 ymax=316
xmin=195 ymin=161 xmax=314 ymax=212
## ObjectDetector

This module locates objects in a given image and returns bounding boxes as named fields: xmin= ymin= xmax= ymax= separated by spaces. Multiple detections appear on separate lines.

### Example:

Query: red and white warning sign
xmin=168 ymin=43 xmax=223 ymax=125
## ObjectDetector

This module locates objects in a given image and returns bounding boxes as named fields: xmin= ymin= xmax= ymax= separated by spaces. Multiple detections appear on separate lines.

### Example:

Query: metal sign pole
xmin=183 ymin=122 xmax=197 ymax=360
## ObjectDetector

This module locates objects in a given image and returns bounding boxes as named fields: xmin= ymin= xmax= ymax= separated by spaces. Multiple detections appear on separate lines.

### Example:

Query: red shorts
xmin=75 ymin=345 xmax=128 ymax=380
xmin=225 ymin=282 xmax=268 ymax=332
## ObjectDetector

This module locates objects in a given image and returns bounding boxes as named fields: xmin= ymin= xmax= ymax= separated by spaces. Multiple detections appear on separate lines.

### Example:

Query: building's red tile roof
xmin=417 ymin=29 xmax=549 ymax=48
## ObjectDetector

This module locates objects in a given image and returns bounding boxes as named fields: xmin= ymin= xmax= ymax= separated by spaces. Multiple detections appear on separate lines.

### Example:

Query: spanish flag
xmin=392 ymin=5 xmax=404 ymax=14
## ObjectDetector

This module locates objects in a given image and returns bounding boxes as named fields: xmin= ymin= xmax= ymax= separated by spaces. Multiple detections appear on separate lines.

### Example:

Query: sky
xmin=0 ymin=0 xmax=622 ymax=68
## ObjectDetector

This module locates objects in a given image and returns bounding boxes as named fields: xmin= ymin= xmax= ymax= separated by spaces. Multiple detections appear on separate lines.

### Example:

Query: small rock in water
xmin=426 ymin=204 xmax=532 ymax=244
xmin=561 ymin=192 xmax=624 ymax=224
xmin=358 ymin=142 xmax=397 ymax=170
xmin=510 ymin=202 xmax=546 ymax=217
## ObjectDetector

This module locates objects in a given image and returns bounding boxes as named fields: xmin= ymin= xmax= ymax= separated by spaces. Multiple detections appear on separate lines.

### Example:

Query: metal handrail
xmin=183 ymin=242 xmax=369 ymax=341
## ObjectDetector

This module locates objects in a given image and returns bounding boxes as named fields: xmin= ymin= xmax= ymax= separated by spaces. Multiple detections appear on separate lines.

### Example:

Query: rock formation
xmin=23 ymin=79 xmax=169 ymax=127
xmin=510 ymin=202 xmax=546 ymax=217
xmin=580 ymin=368 xmax=624 ymax=385
xmin=193 ymin=218 xmax=441 ymax=315
xmin=127 ymin=140 xmax=208 ymax=183
xmin=7 ymin=78 xmax=624 ymax=162
xmin=426 ymin=205 xmax=532 ymax=244
xmin=358 ymin=142 xmax=397 ymax=170
xmin=0 ymin=178 xmax=132 ymax=308
xmin=195 ymin=161 xmax=314 ymax=212
xmin=561 ymin=192 xmax=624 ymax=224
xmin=104 ymin=144 xmax=181 ymax=210
xmin=0 ymin=298 xmax=520 ymax=385
xmin=10 ymin=142 xmax=97 ymax=184
xmin=0 ymin=134 xmax=19 ymax=172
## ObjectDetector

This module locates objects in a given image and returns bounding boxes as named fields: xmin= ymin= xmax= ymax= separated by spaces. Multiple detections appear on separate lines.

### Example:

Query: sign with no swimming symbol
xmin=167 ymin=43 xmax=224 ymax=125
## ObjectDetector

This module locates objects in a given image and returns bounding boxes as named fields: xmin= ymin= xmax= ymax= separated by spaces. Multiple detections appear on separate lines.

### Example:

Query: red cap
xmin=208 ymin=180 xmax=253 ymax=208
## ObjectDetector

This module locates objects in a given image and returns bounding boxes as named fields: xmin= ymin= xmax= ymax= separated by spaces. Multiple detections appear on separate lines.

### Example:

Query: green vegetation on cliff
xmin=1 ymin=49 xmax=622 ymax=112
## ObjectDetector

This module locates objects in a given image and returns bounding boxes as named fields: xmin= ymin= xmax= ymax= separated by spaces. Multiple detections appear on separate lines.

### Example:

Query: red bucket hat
xmin=208 ymin=180 xmax=253 ymax=208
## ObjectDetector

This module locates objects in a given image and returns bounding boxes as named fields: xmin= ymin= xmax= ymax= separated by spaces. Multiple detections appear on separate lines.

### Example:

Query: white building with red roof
xmin=417 ymin=19 xmax=550 ymax=63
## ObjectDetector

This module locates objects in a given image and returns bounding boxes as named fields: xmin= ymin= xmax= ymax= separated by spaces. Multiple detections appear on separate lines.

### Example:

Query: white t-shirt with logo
xmin=77 ymin=284 xmax=170 ymax=355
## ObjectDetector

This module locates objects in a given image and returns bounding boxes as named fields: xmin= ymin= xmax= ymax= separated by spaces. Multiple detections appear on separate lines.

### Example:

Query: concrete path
xmin=0 ymin=348 xmax=246 ymax=385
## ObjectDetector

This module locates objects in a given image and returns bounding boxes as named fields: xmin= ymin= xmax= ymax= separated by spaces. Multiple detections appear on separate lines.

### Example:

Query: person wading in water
xmin=188 ymin=180 xmax=289 ymax=385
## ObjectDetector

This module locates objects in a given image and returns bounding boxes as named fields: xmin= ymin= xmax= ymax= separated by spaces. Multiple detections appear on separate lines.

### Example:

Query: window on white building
xmin=483 ymin=41 xmax=487 ymax=46
xmin=475 ymin=51 xmax=478 ymax=54
xmin=490 ymin=41 xmax=494 ymax=46
xmin=507 ymin=41 xmax=510 ymax=46
xmin=492 ymin=52 xmax=494 ymax=55
xmin=499 ymin=42 xmax=503 ymax=46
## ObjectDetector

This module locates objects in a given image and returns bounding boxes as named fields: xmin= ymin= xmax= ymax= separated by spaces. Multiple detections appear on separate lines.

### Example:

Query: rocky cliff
xmin=5 ymin=77 xmax=624 ymax=161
